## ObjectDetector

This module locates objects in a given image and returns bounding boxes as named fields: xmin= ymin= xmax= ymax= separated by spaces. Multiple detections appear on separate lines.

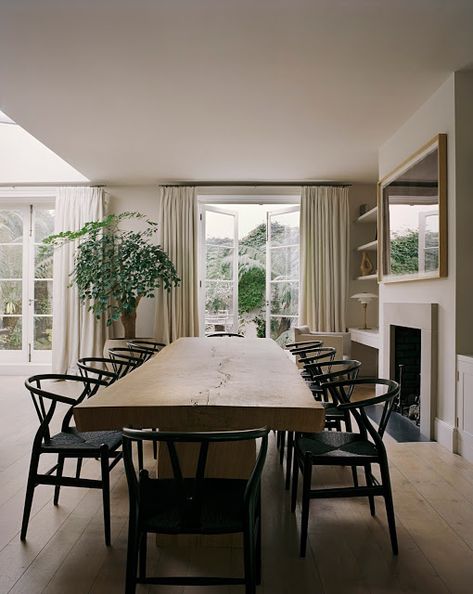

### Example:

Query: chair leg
xmin=279 ymin=431 xmax=286 ymax=465
xmin=380 ymin=461 xmax=398 ymax=555
xmin=351 ymin=466 xmax=359 ymax=488
xmin=365 ymin=464 xmax=376 ymax=516
xmin=255 ymin=498 xmax=262 ymax=585
xmin=20 ymin=450 xmax=40 ymax=541
xmin=139 ymin=533 xmax=147 ymax=580
xmin=152 ymin=431 xmax=158 ymax=460
xmin=300 ymin=457 xmax=312 ymax=558
xmin=125 ymin=518 xmax=140 ymax=594
xmin=100 ymin=446 xmax=111 ymax=546
xmin=76 ymin=457 xmax=83 ymax=478
xmin=137 ymin=441 xmax=144 ymax=471
xmin=285 ymin=432 xmax=294 ymax=490
xmin=53 ymin=454 xmax=65 ymax=506
xmin=243 ymin=525 xmax=256 ymax=594
xmin=291 ymin=447 xmax=299 ymax=512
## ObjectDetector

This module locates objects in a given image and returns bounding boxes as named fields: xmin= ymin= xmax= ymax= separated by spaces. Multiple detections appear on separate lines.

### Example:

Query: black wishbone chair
xmin=127 ymin=339 xmax=166 ymax=353
xmin=122 ymin=427 xmax=269 ymax=594
xmin=78 ymin=355 xmax=157 ymax=466
xmin=285 ymin=339 xmax=323 ymax=353
xmin=282 ymin=359 xmax=362 ymax=491
xmin=108 ymin=346 xmax=154 ymax=366
xmin=291 ymin=378 xmax=400 ymax=557
xmin=277 ymin=346 xmax=336 ymax=467
xmin=21 ymin=374 xmax=123 ymax=545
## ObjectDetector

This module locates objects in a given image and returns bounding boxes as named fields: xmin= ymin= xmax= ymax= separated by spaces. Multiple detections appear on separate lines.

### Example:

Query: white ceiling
xmin=1 ymin=0 xmax=472 ymax=185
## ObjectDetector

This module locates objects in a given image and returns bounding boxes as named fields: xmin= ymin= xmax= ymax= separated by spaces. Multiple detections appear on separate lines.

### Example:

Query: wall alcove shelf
xmin=354 ymin=205 xmax=378 ymax=280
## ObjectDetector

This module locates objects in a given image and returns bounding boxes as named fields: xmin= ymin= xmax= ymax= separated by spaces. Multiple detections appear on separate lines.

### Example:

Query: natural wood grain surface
xmin=74 ymin=338 xmax=324 ymax=433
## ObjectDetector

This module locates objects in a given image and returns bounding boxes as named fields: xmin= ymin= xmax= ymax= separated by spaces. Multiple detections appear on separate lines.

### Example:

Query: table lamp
xmin=351 ymin=293 xmax=378 ymax=330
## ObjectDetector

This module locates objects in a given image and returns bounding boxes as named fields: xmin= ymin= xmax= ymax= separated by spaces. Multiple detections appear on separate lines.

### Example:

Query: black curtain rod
xmin=160 ymin=181 xmax=351 ymax=188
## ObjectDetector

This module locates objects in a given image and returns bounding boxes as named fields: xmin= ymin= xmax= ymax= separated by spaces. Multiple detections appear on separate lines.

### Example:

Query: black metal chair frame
xmin=291 ymin=378 xmax=400 ymax=557
xmin=21 ymin=374 xmax=123 ymax=545
xmin=122 ymin=427 xmax=269 ymax=594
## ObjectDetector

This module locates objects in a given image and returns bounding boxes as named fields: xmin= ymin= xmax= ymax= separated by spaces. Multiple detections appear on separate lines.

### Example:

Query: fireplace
xmin=382 ymin=303 xmax=438 ymax=439
xmin=392 ymin=325 xmax=421 ymax=425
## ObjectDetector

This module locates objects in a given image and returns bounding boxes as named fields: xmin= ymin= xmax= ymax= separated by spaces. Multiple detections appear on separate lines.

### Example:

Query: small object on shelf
xmin=360 ymin=251 xmax=374 ymax=276
xmin=351 ymin=292 xmax=378 ymax=330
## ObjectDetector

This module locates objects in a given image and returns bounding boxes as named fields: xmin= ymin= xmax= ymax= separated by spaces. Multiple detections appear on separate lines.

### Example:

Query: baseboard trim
xmin=456 ymin=430 xmax=473 ymax=463
xmin=434 ymin=417 xmax=457 ymax=451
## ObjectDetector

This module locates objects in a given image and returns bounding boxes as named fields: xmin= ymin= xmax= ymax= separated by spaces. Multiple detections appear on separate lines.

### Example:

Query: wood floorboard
xmin=2 ymin=377 xmax=473 ymax=593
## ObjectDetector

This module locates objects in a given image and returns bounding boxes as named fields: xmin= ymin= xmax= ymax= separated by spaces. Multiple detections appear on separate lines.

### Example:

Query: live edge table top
xmin=74 ymin=337 xmax=325 ymax=433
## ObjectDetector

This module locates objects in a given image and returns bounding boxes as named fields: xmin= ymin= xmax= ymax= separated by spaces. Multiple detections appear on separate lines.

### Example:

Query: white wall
xmin=454 ymin=71 xmax=473 ymax=357
xmin=378 ymin=75 xmax=456 ymax=446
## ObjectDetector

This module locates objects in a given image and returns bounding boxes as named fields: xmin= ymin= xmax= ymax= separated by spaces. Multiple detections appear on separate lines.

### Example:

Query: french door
xmin=266 ymin=206 xmax=300 ymax=341
xmin=0 ymin=205 xmax=54 ymax=363
xmin=199 ymin=205 xmax=239 ymax=335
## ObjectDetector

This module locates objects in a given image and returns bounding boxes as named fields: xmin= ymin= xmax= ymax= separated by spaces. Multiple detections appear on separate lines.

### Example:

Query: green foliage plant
xmin=44 ymin=212 xmax=180 ymax=338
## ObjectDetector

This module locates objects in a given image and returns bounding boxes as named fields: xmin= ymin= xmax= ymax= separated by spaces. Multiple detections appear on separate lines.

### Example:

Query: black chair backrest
xmin=309 ymin=359 xmax=362 ymax=392
xmin=25 ymin=374 xmax=108 ymax=446
xmin=122 ymin=427 xmax=269 ymax=520
xmin=324 ymin=378 xmax=400 ymax=444
xmin=107 ymin=348 xmax=150 ymax=375
xmin=302 ymin=347 xmax=337 ymax=378
xmin=77 ymin=356 xmax=124 ymax=385
xmin=286 ymin=340 xmax=323 ymax=353
xmin=127 ymin=340 xmax=166 ymax=353
xmin=206 ymin=332 xmax=245 ymax=338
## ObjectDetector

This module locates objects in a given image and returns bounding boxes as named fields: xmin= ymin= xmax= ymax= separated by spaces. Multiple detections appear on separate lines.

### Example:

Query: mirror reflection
xmin=381 ymin=137 xmax=445 ymax=280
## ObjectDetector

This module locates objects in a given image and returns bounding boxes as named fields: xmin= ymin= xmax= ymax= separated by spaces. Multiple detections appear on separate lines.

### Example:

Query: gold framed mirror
xmin=378 ymin=134 xmax=447 ymax=283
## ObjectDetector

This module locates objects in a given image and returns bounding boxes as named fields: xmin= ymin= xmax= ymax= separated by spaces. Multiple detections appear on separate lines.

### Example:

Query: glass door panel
xmin=30 ymin=207 xmax=54 ymax=361
xmin=266 ymin=206 xmax=300 ymax=343
xmin=0 ymin=208 xmax=28 ymax=360
xmin=201 ymin=206 xmax=238 ymax=334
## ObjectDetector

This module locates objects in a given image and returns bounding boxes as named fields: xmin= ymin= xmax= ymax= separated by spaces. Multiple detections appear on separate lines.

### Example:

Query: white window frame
xmin=0 ymin=192 xmax=55 ymax=368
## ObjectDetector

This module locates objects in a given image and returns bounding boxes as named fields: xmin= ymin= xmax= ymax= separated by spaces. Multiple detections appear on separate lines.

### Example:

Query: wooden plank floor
xmin=2 ymin=376 xmax=473 ymax=593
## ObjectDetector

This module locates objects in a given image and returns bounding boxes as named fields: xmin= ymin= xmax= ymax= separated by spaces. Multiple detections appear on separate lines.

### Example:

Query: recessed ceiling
xmin=1 ymin=0 xmax=472 ymax=185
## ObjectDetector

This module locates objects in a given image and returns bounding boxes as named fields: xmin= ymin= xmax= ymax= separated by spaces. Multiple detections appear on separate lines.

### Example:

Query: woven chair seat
xmin=43 ymin=428 xmax=122 ymax=452
xmin=141 ymin=478 xmax=247 ymax=534
xmin=296 ymin=432 xmax=378 ymax=461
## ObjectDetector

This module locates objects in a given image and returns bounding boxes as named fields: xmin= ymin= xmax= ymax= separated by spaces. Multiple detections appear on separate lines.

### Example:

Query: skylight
xmin=0 ymin=109 xmax=15 ymax=124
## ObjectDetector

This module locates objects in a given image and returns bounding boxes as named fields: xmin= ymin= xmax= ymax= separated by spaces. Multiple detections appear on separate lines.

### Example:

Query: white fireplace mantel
xmin=382 ymin=303 xmax=438 ymax=439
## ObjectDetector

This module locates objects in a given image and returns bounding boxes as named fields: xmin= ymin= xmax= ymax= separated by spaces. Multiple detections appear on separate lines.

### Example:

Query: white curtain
xmin=299 ymin=186 xmax=350 ymax=332
xmin=154 ymin=186 xmax=200 ymax=343
xmin=52 ymin=187 xmax=106 ymax=373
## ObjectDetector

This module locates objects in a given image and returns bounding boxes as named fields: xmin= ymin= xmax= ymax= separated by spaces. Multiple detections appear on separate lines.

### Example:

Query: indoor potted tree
xmin=44 ymin=211 xmax=180 ymax=340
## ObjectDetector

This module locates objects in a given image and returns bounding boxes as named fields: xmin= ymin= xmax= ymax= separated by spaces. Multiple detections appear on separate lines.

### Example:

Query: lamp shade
xmin=350 ymin=292 xmax=378 ymax=305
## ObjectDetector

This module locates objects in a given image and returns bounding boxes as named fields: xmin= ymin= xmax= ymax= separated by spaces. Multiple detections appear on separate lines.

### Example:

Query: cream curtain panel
xmin=154 ymin=186 xmax=200 ymax=343
xmin=299 ymin=186 xmax=350 ymax=332
xmin=52 ymin=187 xmax=106 ymax=373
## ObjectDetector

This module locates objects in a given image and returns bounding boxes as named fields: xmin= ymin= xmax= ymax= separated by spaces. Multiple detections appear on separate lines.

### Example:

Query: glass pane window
xmin=0 ymin=210 xmax=23 ymax=243
xmin=0 ymin=204 xmax=54 ymax=362
xmin=0 ymin=316 xmax=22 ymax=350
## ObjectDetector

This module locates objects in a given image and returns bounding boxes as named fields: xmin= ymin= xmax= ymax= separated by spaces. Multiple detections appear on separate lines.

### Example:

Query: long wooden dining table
xmin=74 ymin=336 xmax=324 ymax=437
xmin=74 ymin=337 xmax=324 ymax=546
